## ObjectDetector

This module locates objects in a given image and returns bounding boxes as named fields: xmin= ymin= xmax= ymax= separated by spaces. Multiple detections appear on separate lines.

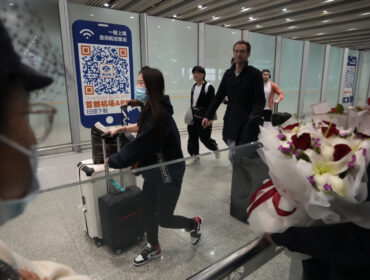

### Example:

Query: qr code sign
xmin=78 ymin=43 xmax=131 ymax=116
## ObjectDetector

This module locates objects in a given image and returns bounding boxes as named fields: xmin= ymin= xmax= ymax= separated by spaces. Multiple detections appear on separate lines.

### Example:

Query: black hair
xmin=233 ymin=40 xmax=251 ymax=53
xmin=262 ymin=69 xmax=270 ymax=74
xmin=137 ymin=67 xmax=165 ymax=143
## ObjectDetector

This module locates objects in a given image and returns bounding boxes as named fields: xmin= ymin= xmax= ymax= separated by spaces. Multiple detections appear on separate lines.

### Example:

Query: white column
xmin=198 ymin=22 xmax=205 ymax=67
xmin=320 ymin=44 xmax=331 ymax=102
xmin=274 ymin=36 xmax=282 ymax=84
xmin=58 ymin=0 xmax=80 ymax=152
xmin=139 ymin=13 xmax=149 ymax=67
xmin=298 ymin=40 xmax=310 ymax=118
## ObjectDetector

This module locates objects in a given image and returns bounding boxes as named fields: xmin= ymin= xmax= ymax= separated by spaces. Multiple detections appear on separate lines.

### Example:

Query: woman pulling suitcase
xmin=107 ymin=67 xmax=204 ymax=266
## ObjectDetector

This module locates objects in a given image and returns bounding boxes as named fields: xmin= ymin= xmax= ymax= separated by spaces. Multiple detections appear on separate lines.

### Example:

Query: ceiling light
xmin=187 ymin=26 xmax=191 ymax=29
xmin=282 ymin=8 xmax=288 ymax=12
xmin=316 ymin=33 xmax=325 ymax=35
xmin=291 ymin=37 xmax=298 ymax=39
xmin=256 ymin=24 xmax=262 ymax=28
xmin=249 ymin=16 xmax=257 ymax=21
xmin=212 ymin=16 xmax=220 ymax=20
xmin=103 ymin=3 xmax=109 ymax=7
xmin=288 ymin=25 xmax=297 ymax=29
xmin=323 ymin=10 xmax=329 ymax=14
xmin=323 ymin=0 xmax=334 ymax=2
xmin=241 ymin=7 xmax=250 ymax=12
xmin=9 ymin=2 xmax=14 ymax=6
xmin=224 ymin=24 xmax=231 ymax=27
xmin=361 ymin=12 xmax=370 ymax=16
xmin=198 ymin=5 xmax=203 ymax=8
xmin=346 ymin=28 xmax=357 ymax=31
xmin=173 ymin=14 xmax=177 ymax=18
xmin=322 ymin=19 xmax=331 ymax=22
xmin=90 ymin=14 xmax=94 ymax=16
xmin=130 ymin=16 xmax=135 ymax=19
xmin=286 ymin=18 xmax=293 ymax=22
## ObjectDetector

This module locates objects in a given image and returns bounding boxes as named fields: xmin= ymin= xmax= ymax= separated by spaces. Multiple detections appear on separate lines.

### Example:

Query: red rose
xmin=291 ymin=133 xmax=311 ymax=150
xmin=321 ymin=125 xmax=339 ymax=138
xmin=333 ymin=144 xmax=352 ymax=161
xmin=331 ymin=108 xmax=337 ymax=113
xmin=283 ymin=123 xmax=299 ymax=131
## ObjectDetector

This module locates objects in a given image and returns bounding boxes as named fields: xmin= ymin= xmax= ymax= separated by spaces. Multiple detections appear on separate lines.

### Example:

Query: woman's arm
xmin=108 ymin=124 xmax=139 ymax=136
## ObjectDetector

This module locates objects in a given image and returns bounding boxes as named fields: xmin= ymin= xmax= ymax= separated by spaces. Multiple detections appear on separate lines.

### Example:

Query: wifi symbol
xmin=80 ymin=29 xmax=94 ymax=39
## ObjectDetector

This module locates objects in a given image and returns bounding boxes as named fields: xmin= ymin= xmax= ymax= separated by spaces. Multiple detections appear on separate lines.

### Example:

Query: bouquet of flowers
xmin=247 ymin=119 xmax=370 ymax=233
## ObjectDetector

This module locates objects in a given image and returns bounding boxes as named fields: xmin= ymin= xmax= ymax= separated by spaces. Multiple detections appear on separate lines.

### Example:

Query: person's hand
xmin=202 ymin=118 xmax=211 ymax=128
xmin=108 ymin=127 xmax=121 ymax=137
xmin=263 ymin=233 xmax=276 ymax=245
xmin=19 ymin=268 xmax=47 ymax=280
xmin=255 ymin=233 xmax=276 ymax=248
xmin=274 ymin=99 xmax=280 ymax=104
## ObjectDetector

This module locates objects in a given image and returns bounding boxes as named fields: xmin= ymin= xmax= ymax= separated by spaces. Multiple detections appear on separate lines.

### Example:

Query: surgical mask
xmin=135 ymin=87 xmax=147 ymax=103
xmin=0 ymin=135 xmax=40 ymax=226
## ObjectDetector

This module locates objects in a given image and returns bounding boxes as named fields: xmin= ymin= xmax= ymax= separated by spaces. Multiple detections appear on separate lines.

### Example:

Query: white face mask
xmin=0 ymin=135 xmax=40 ymax=226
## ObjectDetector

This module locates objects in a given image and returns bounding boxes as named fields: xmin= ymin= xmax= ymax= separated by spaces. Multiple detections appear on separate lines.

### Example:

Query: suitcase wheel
xmin=94 ymin=238 xmax=104 ymax=247
xmin=115 ymin=248 xmax=123 ymax=255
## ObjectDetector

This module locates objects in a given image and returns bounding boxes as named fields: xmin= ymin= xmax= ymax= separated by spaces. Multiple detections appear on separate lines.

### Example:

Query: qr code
xmin=78 ymin=43 xmax=132 ymax=115
xmin=79 ymin=43 xmax=131 ymax=95
xmin=344 ymin=66 xmax=355 ymax=89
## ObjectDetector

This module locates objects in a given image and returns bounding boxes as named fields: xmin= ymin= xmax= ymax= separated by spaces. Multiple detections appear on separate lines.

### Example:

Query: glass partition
xmin=68 ymin=3 xmax=141 ymax=142
xmin=0 ymin=0 xmax=72 ymax=148
xmin=147 ymin=16 xmax=198 ymax=130
xmin=326 ymin=46 xmax=344 ymax=107
xmin=303 ymin=43 xmax=325 ymax=114
xmin=1 ymin=143 xmax=265 ymax=279
xmin=204 ymin=25 xmax=242 ymax=126
xmin=356 ymin=51 xmax=370 ymax=106
xmin=248 ymin=32 xmax=276 ymax=79
xmin=278 ymin=38 xmax=304 ymax=115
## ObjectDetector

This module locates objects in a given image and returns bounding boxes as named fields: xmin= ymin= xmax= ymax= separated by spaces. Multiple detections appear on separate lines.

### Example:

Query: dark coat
xmin=204 ymin=63 xmax=265 ymax=145
xmin=108 ymin=95 xmax=185 ymax=185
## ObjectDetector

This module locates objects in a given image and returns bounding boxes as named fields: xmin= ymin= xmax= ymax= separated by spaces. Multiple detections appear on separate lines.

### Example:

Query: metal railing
xmin=187 ymin=238 xmax=283 ymax=280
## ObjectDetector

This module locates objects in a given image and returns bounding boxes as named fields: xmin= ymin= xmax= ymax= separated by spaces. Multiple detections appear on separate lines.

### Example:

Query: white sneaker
xmin=186 ymin=157 xmax=200 ymax=166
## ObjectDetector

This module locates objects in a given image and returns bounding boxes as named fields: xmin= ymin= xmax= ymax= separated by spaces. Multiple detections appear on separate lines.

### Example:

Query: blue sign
xmin=72 ymin=20 xmax=140 ymax=128
xmin=343 ymin=56 xmax=357 ymax=104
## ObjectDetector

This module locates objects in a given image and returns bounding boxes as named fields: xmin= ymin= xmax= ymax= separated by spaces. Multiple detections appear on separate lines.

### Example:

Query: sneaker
xmin=133 ymin=243 xmax=161 ymax=266
xmin=190 ymin=217 xmax=204 ymax=245
xmin=186 ymin=156 xmax=200 ymax=166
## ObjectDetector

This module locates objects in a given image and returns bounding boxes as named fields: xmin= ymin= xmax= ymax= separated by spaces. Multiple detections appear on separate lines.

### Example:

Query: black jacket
xmin=271 ymin=164 xmax=370 ymax=280
xmin=108 ymin=95 xmax=185 ymax=185
xmin=204 ymin=63 xmax=265 ymax=144
xmin=191 ymin=82 xmax=215 ymax=108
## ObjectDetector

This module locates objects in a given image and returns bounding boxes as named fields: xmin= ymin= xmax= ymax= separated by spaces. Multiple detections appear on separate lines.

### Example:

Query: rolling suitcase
xmin=272 ymin=103 xmax=291 ymax=127
xmin=78 ymin=132 xmax=137 ymax=249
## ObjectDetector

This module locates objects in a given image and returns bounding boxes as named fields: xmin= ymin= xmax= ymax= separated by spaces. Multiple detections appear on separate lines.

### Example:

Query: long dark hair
xmin=137 ymin=67 xmax=165 ymax=142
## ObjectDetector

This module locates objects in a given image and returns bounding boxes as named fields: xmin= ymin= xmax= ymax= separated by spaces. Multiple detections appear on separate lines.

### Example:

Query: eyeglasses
xmin=27 ymin=103 xmax=57 ymax=143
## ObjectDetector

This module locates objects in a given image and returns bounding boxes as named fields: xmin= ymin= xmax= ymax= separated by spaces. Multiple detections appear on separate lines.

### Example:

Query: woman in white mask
xmin=0 ymin=21 xmax=90 ymax=280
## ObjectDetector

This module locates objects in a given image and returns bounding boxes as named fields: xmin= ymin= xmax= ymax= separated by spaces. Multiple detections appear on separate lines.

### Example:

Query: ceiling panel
xmin=69 ymin=0 xmax=370 ymax=50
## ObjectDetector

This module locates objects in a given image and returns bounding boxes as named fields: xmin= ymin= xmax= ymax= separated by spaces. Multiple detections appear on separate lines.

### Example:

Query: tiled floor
xmin=0 ymin=129 xmax=294 ymax=280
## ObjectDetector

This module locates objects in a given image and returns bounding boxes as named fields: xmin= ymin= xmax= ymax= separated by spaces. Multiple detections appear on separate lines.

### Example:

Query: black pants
xmin=263 ymin=109 xmax=272 ymax=122
xmin=142 ymin=179 xmax=194 ymax=246
xmin=187 ymin=119 xmax=218 ymax=156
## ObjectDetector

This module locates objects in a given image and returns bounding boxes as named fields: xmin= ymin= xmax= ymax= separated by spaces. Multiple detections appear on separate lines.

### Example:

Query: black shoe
xmin=133 ymin=243 xmax=161 ymax=266
xmin=190 ymin=217 xmax=204 ymax=245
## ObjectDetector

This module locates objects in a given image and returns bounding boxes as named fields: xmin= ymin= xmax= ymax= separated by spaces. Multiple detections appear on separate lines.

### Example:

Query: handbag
xmin=184 ymin=107 xmax=193 ymax=125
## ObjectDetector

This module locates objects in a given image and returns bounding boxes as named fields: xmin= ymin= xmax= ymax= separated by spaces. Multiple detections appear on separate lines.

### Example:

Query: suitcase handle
xmin=274 ymin=102 xmax=278 ymax=113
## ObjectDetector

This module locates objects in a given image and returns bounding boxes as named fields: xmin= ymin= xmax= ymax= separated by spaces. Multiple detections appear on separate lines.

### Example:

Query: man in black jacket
xmin=202 ymin=40 xmax=265 ymax=147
